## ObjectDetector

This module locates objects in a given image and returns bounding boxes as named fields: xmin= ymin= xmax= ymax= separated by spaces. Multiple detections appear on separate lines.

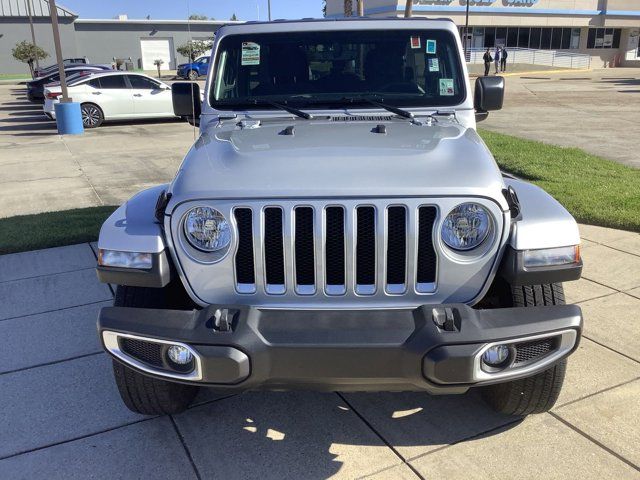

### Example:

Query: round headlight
xmin=183 ymin=207 xmax=231 ymax=252
xmin=441 ymin=203 xmax=491 ymax=251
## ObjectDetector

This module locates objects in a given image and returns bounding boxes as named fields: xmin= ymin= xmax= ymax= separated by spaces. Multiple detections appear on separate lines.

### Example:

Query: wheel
xmin=481 ymin=283 xmax=568 ymax=416
xmin=110 ymin=285 xmax=199 ymax=415
xmin=187 ymin=69 xmax=198 ymax=80
xmin=80 ymin=103 xmax=104 ymax=128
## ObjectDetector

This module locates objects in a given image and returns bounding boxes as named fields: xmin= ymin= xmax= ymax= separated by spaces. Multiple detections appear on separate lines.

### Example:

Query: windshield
xmin=210 ymin=29 xmax=465 ymax=110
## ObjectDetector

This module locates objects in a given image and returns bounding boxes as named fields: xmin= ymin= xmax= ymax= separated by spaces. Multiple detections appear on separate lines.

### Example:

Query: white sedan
xmin=43 ymin=72 xmax=176 ymax=128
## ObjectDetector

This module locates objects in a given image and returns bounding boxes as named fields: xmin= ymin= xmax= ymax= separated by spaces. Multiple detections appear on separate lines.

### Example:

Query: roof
xmin=0 ymin=0 xmax=76 ymax=18
xmin=74 ymin=18 xmax=242 ymax=25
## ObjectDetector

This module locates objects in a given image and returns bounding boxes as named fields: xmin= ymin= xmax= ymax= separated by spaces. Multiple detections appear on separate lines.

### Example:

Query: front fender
xmin=505 ymin=178 xmax=580 ymax=250
xmin=96 ymin=185 xmax=171 ymax=288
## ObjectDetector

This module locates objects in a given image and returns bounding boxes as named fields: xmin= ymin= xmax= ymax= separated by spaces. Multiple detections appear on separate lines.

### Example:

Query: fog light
xmin=482 ymin=345 xmax=511 ymax=367
xmin=167 ymin=345 xmax=193 ymax=365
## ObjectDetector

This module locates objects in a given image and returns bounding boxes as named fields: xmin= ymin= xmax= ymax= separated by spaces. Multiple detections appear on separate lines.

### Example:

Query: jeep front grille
xmin=232 ymin=203 xmax=438 ymax=296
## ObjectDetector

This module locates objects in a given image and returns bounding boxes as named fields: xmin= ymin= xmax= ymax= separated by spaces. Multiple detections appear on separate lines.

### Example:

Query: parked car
xmin=33 ymin=57 xmax=89 ymax=78
xmin=26 ymin=64 xmax=110 ymax=103
xmin=96 ymin=19 xmax=583 ymax=417
xmin=43 ymin=71 xmax=175 ymax=128
xmin=176 ymin=56 xmax=210 ymax=80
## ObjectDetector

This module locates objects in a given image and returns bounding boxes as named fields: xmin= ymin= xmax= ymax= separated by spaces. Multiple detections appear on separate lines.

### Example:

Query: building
xmin=326 ymin=0 xmax=640 ymax=67
xmin=0 ymin=0 xmax=234 ymax=74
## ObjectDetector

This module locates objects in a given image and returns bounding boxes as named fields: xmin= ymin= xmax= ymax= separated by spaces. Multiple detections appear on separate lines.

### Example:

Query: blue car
xmin=176 ymin=56 xmax=210 ymax=80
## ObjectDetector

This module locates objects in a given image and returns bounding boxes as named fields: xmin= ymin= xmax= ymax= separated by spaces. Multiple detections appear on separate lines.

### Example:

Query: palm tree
xmin=404 ymin=0 xmax=413 ymax=17
xmin=344 ymin=0 xmax=352 ymax=17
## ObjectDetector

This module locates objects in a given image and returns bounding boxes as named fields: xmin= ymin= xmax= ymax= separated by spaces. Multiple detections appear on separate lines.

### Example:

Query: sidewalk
xmin=0 ymin=224 xmax=638 ymax=478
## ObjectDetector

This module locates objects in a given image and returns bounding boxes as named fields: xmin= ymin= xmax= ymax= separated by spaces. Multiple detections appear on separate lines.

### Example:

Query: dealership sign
xmin=414 ymin=0 xmax=541 ymax=5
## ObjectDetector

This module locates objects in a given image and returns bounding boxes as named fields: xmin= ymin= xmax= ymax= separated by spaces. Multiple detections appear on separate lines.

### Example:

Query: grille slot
xmin=325 ymin=206 xmax=346 ymax=294
xmin=234 ymin=208 xmax=255 ymax=292
xmin=417 ymin=206 xmax=437 ymax=291
xmin=514 ymin=338 xmax=555 ymax=364
xmin=386 ymin=206 xmax=407 ymax=293
xmin=264 ymin=207 xmax=285 ymax=294
xmin=294 ymin=207 xmax=315 ymax=294
xmin=356 ymin=206 xmax=376 ymax=294
xmin=120 ymin=338 xmax=163 ymax=367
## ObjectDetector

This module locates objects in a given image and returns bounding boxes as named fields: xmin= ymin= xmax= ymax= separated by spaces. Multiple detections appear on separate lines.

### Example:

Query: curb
xmin=470 ymin=68 xmax=592 ymax=79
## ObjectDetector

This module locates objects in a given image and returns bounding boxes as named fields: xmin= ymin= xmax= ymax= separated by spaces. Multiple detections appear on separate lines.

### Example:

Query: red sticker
xmin=410 ymin=36 xmax=421 ymax=49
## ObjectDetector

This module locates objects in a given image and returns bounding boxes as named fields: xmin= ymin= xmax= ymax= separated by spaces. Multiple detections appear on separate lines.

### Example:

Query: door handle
xmin=92 ymin=92 xmax=101 ymax=95
xmin=133 ymin=94 xmax=142 ymax=97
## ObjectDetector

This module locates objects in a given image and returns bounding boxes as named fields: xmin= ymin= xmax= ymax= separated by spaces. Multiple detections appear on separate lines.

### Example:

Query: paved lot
xmin=0 ymin=227 xmax=638 ymax=479
xmin=0 ymin=82 xmax=196 ymax=218
xmin=1 ymin=70 xmax=639 ymax=218
xmin=482 ymin=68 xmax=640 ymax=168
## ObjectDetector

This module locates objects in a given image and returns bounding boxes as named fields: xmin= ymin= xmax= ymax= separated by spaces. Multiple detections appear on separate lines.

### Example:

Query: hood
xmin=168 ymin=117 xmax=507 ymax=209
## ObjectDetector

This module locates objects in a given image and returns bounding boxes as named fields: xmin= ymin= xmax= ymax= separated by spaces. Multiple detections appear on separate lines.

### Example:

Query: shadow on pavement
xmin=172 ymin=389 xmax=521 ymax=478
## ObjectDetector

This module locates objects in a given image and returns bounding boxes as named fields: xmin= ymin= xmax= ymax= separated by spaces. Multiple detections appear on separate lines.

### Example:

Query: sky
xmin=58 ymin=0 xmax=324 ymax=22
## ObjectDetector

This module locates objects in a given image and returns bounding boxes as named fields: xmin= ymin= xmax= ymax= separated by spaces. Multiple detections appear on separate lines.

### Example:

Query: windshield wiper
xmin=340 ymin=95 xmax=414 ymax=119
xmin=251 ymin=98 xmax=313 ymax=120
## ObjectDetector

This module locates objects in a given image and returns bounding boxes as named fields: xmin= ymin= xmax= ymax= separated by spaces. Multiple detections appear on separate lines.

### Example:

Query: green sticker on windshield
xmin=426 ymin=39 xmax=437 ymax=54
xmin=241 ymin=42 xmax=260 ymax=66
xmin=439 ymin=78 xmax=454 ymax=96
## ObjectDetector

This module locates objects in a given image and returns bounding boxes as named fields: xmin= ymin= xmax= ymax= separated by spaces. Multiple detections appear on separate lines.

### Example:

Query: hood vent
xmin=330 ymin=115 xmax=393 ymax=122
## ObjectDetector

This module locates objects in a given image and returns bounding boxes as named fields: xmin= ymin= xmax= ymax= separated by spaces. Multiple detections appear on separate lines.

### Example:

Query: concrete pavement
xmin=0 ymin=226 xmax=638 ymax=479
xmin=481 ymin=68 xmax=640 ymax=168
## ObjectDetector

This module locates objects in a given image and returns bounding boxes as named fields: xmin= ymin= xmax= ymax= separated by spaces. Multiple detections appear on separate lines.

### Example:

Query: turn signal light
xmin=523 ymin=245 xmax=580 ymax=268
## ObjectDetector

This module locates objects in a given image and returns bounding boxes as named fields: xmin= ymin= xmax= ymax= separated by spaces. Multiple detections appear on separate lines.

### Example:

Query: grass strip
xmin=0 ymin=206 xmax=117 ymax=255
xmin=479 ymin=129 xmax=640 ymax=233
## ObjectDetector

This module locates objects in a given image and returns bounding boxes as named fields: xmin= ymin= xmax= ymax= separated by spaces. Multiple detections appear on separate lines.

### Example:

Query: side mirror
xmin=172 ymin=82 xmax=201 ymax=124
xmin=474 ymin=76 xmax=504 ymax=122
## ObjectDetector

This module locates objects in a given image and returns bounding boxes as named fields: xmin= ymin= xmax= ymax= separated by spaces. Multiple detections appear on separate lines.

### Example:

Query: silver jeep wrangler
xmin=96 ymin=18 xmax=583 ymax=416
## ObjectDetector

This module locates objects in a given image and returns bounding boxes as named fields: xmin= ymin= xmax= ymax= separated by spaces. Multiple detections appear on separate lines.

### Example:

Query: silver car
xmin=96 ymin=18 xmax=583 ymax=417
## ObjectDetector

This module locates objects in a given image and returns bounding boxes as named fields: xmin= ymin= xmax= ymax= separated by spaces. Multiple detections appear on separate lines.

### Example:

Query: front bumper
xmin=98 ymin=303 xmax=582 ymax=394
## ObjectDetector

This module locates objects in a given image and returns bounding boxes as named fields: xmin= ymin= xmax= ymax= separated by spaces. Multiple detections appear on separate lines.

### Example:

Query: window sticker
xmin=439 ymin=78 xmax=454 ymax=96
xmin=426 ymin=39 xmax=437 ymax=54
xmin=241 ymin=42 xmax=261 ymax=65
xmin=410 ymin=36 xmax=422 ymax=49
xmin=428 ymin=57 xmax=440 ymax=72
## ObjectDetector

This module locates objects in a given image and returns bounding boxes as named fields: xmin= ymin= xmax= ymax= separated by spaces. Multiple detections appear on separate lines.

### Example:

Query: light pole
xmin=48 ymin=0 xmax=70 ymax=103
xmin=357 ymin=0 xmax=364 ymax=16
xmin=464 ymin=0 xmax=471 ymax=58
xmin=26 ymin=0 xmax=40 ymax=72
xmin=268 ymin=0 xmax=271 ymax=21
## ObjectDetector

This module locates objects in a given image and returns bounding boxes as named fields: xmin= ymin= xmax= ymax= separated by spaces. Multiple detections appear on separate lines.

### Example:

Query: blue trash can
xmin=54 ymin=102 xmax=84 ymax=135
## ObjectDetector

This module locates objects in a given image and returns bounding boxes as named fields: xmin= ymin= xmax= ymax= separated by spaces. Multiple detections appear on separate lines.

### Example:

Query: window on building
xmin=529 ymin=28 xmax=542 ymax=49
xmin=518 ymin=28 xmax=530 ymax=48
xmin=495 ymin=27 xmax=507 ymax=47
xmin=541 ymin=28 xmax=552 ymax=49
xmin=561 ymin=28 xmax=571 ymax=50
xmin=587 ymin=28 xmax=622 ymax=49
xmin=613 ymin=29 xmax=621 ymax=49
xmin=571 ymin=28 xmax=581 ymax=49
xmin=507 ymin=28 xmax=518 ymax=47
xmin=484 ymin=27 xmax=496 ymax=48
xmin=551 ymin=28 xmax=562 ymax=50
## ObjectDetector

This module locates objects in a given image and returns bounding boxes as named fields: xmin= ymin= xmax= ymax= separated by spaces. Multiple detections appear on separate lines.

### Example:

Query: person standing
xmin=483 ymin=48 xmax=493 ymax=76
xmin=501 ymin=47 xmax=508 ymax=72
xmin=494 ymin=46 xmax=501 ymax=74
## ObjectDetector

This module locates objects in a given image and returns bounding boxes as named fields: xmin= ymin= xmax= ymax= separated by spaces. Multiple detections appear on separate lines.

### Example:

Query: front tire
xmin=112 ymin=359 xmax=199 ymax=415
xmin=481 ymin=283 xmax=568 ymax=415
xmin=81 ymin=103 xmax=104 ymax=128
xmin=110 ymin=285 xmax=199 ymax=415
xmin=187 ymin=69 xmax=198 ymax=80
